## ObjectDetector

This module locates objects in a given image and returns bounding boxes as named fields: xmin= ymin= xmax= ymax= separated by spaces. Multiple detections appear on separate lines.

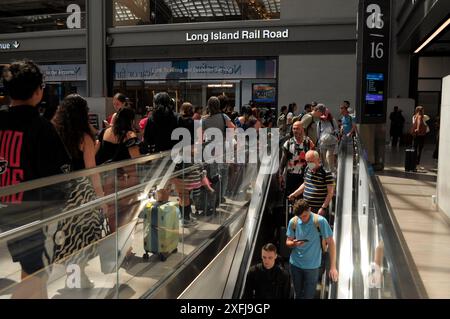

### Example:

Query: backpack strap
xmin=304 ymin=114 xmax=314 ymax=136
xmin=312 ymin=213 xmax=321 ymax=234
xmin=290 ymin=213 xmax=321 ymax=234
xmin=290 ymin=216 xmax=298 ymax=232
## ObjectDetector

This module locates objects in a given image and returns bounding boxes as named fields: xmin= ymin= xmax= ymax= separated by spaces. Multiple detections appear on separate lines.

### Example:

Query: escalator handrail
xmin=230 ymin=135 xmax=289 ymax=298
xmin=354 ymin=136 xmax=428 ymax=298
xmin=0 ymin=150 xmax=172 ymax=197
xmin=0 ymin=160 xmax=203 ymax=243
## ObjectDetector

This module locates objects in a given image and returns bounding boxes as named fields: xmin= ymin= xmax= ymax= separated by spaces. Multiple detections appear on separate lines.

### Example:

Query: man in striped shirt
xmin=288 ymin=150 xmax=335 ymax=217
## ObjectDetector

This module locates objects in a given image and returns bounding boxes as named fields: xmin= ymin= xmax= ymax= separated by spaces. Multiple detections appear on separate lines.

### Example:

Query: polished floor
xmin=0 ymin=197 xmax=244 ymax=299
xmin=378 ymin=144 xmax=450 ymax=298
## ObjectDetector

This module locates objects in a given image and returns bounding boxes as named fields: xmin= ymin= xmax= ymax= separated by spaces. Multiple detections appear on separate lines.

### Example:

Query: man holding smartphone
xmin=286 ymin=199 xmax=338 ymax=299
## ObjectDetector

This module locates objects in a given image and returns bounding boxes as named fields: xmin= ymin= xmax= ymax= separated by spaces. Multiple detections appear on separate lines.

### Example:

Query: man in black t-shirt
xmin=243 ymin=243 xmax=291 ymax=299
xmin=0 ymin=60 xmax=72 ymax=298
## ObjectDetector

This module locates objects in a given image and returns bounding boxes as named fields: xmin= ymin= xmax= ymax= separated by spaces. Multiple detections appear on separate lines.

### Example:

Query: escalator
xmin=0 ymin=132 xmax=427 ymax=299
xmin=235 ymin=134 xmax=428 ymax=299
xmin=0 ymin=144 xmax=277 ymax=299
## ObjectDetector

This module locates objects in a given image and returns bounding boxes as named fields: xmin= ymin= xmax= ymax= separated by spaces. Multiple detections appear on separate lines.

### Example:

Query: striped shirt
xmin=303 ymin=166 xmax=335 ymax=209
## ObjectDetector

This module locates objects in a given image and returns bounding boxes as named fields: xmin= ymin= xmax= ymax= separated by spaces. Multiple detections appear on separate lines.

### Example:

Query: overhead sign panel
xmin=356 ymin=0 xmax=391 ymax=124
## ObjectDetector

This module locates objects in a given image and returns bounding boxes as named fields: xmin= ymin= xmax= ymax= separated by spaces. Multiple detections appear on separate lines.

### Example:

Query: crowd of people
xmin=0 ymin=59 xmax=435 ymax=299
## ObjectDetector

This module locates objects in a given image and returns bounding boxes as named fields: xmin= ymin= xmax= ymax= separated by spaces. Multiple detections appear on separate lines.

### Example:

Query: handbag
xmin=51 ymin=176 xmax=111 ymax=264
xmin=411 ymin=115 xmax=427 ymax=136
xmin=319 ymin=132 xmax=338 ymax=146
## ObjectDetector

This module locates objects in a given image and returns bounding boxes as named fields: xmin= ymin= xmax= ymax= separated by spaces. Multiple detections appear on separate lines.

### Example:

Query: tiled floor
xmin=378 ymin=144 xmax=450 ymax=298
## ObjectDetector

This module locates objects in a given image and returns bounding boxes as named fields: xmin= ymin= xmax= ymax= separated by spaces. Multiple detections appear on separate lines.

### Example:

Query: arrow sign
xmin=12 ymin=41 xmax=19 ymax=49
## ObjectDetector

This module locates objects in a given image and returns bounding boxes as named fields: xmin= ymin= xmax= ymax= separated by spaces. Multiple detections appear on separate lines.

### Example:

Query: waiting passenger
xmin=243 ymin=243 xmax=291 ymax=299
xmin=143 ymin=92 xmax=179 ymax=153
xmin=173 ymin=102 xmax=201 ymax=227
xmin=292 ymin=103 xmax=312 ymax=123
xmin=235 ymin=105 xmax=257 ymax=131
xmin=285 ymin=199 xmax=338 ymax=299
xmin=287 ymin=102 xmax=298 ymax=118
xmin=288 ymin=150 xmax=334 ymax=218
xmin=277 ymin=105 xmax=288 ymax=137
xmin=411 ymin=105 xmax=429 ymax=166
xmin=0 ymin=60 xmax=72 ymax=298
xmin=192 ymin=105 xmax=203 ymax=120
xmin=96 ymin=107 xmax=141 ymax=232
xmin=200 ymin=96 xmax=235 ymax=203
xmin=52 ymin=94 xmax=107 ymax=288
xmin=106 ymin=93 xmax=127 ymax=127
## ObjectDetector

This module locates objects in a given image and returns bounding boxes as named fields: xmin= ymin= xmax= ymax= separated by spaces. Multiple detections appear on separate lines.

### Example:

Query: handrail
xmin=0 ymin=161 xmax=203 ymax=243
xmin=328 ymin=133 xmax=428 ymax=299
xmin=356 ymin=136 xmax=428 ymax=298
xmin=325 ymin=138 xmax=351 ymax=299
xmin=228 ymin=143 xmax=278 ymax=298
xmin=0 ymin=151 xmax=172 ymax=197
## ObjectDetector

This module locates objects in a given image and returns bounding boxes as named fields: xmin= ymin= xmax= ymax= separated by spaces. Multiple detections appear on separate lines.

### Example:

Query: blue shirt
xmin=286 ymin=214 xmax=333 ymax=269
xmin=341 ymin=114 xmax=355 ymax=135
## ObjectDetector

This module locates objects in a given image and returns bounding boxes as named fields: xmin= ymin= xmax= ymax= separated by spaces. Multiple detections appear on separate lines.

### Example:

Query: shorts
xmin=7 ymin=228 xmax=46 ymax=275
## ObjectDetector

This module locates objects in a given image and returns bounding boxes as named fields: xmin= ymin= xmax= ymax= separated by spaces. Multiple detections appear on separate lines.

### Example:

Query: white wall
xmin=438 ymin=75 xmax=450 ymax=219
xmin=419 ymin=57 xmax=450 ymax=78
xmin=278 ymin=54 xmax=356 ymax=119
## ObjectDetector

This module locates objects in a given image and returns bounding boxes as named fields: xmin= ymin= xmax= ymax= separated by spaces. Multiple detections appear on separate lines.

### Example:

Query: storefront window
xmin=113 ymin=0 xmax=280 ymax=26
xmin=0 ymin=0 xmax=86 ymax=34
xmin=113 ymin=59 xmax=277 ymax=117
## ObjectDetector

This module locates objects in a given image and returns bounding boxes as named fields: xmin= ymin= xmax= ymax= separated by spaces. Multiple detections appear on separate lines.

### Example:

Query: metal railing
xmin=328 ymin=134 xmax=427 ymax=299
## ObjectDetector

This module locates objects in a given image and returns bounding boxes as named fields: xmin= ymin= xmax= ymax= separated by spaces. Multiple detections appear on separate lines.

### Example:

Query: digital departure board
xmin=364 ymin=72 xmax=384 ymax=118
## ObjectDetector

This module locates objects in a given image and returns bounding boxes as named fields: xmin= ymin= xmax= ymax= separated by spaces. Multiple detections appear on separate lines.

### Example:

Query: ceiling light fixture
xmin=414 ymin=17 xmax=450 ymax=54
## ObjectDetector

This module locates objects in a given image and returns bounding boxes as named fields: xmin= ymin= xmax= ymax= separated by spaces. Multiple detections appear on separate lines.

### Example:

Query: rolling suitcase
xmin=405 ymin=147 xmax=417 ymax=172
xmin=142 ymin=201 xmax=179 ymax=261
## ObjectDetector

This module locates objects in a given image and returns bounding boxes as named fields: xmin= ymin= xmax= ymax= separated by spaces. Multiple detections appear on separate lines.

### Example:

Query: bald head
xmin=292 ymin=120 xmax=304 ymax=139
xmin=306 ymin=150 xmax=319 ymax=162
xmin=305 ymin=150 xmax=320 ymax=171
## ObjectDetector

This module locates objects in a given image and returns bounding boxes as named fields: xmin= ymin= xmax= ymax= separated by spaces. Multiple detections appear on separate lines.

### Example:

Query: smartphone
xmin=294 ymin=239 xmax=309 ymax=242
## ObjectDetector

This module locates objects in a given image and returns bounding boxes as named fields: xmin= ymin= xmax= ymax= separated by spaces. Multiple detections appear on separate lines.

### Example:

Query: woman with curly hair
xmin=53 ymin=94 xmax=103 ymax=194
xmin=52 ymin=94 xmax=106 ymax=288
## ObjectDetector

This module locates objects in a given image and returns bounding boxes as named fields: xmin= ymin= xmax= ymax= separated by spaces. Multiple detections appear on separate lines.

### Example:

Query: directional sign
xmin=356 ymin=0 xmax=391 ymax=124
xmin=0 ymin=41 xmax=20 ymax=51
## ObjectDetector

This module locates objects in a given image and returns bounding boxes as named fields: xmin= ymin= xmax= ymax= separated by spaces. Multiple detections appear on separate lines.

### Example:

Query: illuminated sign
xmin=0 ymin=41 xmax=20 ymax=51
xmin=185 ymin=29 xmax=289 ymax=43
xmin=356 ymin=0 xmax=390 ymax=124
xmin=252 ymin=84 xmax=276 ymax=104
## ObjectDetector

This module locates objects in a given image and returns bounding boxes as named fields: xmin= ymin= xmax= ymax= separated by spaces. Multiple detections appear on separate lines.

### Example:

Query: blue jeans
xmin=290 ymin=263 xmax=320 ymax=299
